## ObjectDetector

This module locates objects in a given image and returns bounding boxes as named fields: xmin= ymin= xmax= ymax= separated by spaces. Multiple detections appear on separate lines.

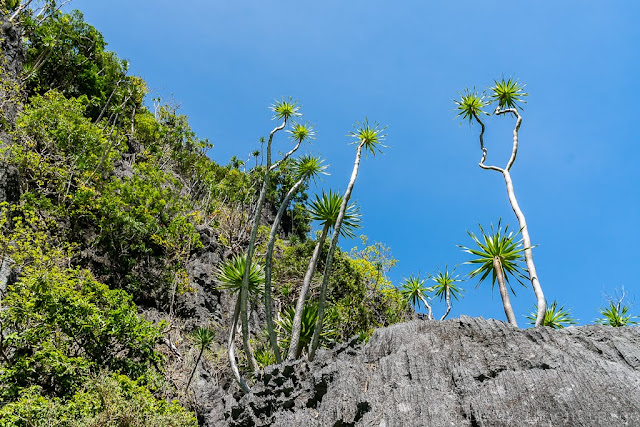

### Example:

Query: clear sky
xmin=70 ymin=0 xmax=640 ymax=326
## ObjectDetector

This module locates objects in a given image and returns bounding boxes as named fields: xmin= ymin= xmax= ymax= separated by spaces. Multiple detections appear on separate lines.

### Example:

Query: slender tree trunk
xmin=239 ymin=120 xmax=286 ymax=373
xmin=493 ymin=257 xmax=518 ymax=326
xmin=264 ymin=175 xmax=307 ymax=363
xmin=308 ymin=143 xmax=364 ymax=361
xmin=476 ymin=109 xmax=545 ymax=327
xmin=228 ymin=294 xmax=250 ymax=393
xmin=287 ymin=224 xmax=330 ymax=361
xmin=440 ymin=288 xmax=451 ymax=321
xmin=186 ymin=346 xmax=205 ymax=391
xmin=502 ymin=169 xmax=545 ymax=327
xmin=420 ymin=295 xmax=434 ymax=320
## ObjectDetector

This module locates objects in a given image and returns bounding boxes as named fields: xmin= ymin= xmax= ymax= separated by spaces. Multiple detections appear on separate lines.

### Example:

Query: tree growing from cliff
xmin=239 ymin=99 xmax=308 ymax=373
xmin=431 ymin=268 xmax=464 ymax=320
xmin=286 ymin=190 xmax=361 ymax=361
xmin=185 ymin=327 xmax=215 ymax=391
xmin=455 ymin=78 xmax=546 ymax=326
xmin=525 ymin=300 xmax=577 ymax=329
xmin=460 ymin=222 xmax=527 ymax=327
xmin=308 ymin=119 xmax=386 ymax=361
xmin=263 ymin=154 xmax=327 ymax=362
xmin=400 ymin=274 xmax=434 ymax=319
xmin=215 ymin=255 xmax=265 ymax=393
xmin=595 ymin=288 xmax=638 ymax=327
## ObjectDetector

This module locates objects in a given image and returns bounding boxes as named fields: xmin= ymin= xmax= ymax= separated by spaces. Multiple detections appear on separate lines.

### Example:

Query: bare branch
xmin=495 ymin=107 xmax=522 ymax=171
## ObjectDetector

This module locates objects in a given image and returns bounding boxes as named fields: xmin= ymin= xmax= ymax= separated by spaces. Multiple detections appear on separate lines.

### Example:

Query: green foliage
xmin=0 ymin=263 xmax=163 ymax=400
xmin=0 ymin=374 xmax=197 ymax=427
xmin=215 ymin=255 xmax=265 ymax=295
xmin=23 ymin=10 xmax=138 ymax=121
xmin=277 ymin=303 xmax=335 ymax=357
xmin=400 ymin=274 xmax=431 ymax=310
xmin=525 ymin=300 xmax=577 ymax=329
xmin=287 ymin=122 xmax=315 ymax=144
xmin=596 ymin=299 xmax=638 ymax=327
xmin=271 ymin=97 xmax=301 ymax=121
xmin=431 ymin=268 xmax=464 ymax=302
xmin=489 ymin=77 xmax=528 ymax=110
xmin=308 ymin=190 xmax=361 ymax=238
xmin=454 ymin=88 xmax=489 ymax=123
xmin=349 ymin=119 xmax=387 ymax=155
xmin=460 ymin=221 xmax=528 ymax=295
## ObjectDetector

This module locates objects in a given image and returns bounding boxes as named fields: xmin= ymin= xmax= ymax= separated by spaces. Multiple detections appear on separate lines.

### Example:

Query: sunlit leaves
xmin=400 ymin=274 xmax=432 ymax=309
xmin=287 ymin=122 xmax=315 ymax=144
xmin=215 ymin=255 xmax=265 ymax=295
xmin=308 ymin=190 xmax=361 ymax=238
xmin=454 ymin=88 xmax=489 ymax=123
xmin=431 ymin=268 xmax=464 ymax=302
xmin=459 ymin=221 xmax=528 ymax=294
xmin=271 ymin=97 xmax=301 ymax=121
xmin=596 ymin=300 xmax=638 ymax=327
xmin=489 ymin=77 xmax=528 ymax=110
xmin=295 ymin=155 xmax=328 ymax=182
xmin=525 ymin=300 xmax=577 ymax=329
xmin=349 ymin=119 xmax=387 ymax=155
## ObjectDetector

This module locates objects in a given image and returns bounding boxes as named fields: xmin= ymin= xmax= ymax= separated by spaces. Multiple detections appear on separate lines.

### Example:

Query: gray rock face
xmin=223 ymin=317 xmax=640 ymax=427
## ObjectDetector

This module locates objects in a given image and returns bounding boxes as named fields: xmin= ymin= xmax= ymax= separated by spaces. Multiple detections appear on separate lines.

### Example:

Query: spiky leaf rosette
xmin=287 ymin=122 xmax=315 ymax=144
xmin=349 ymin=119 xmax=387 ymax=155
xmin=525 ymin=300 xmax=577 ymax=329
xmin=595 ymin=301 xmax=638 ymax=327
xmin=271 ymin=97 xmax=301 ymax=121
xmin=431 ymin=268 xmax=464 ymax=302
xmin=489 ymin=77 xmax=528 ymax=110
xmin=459 ymin=221 xmax=528 ymax=295
xmin=400 ymin=274 xmax=433 ymax=309
xmin=308 ymin=190 xmax=361 ymax=238
xmin=191 ymin=327 xmax=215 ymax=348
xmin=215 ymin=255 xmax=265 ymax=295
xmin=295 ymin=155 xmax=328 ymax=182
xmin=455 ymin=88 xmax=489 ymax=123
xmin=277 ymin=303 xmax=335 ymax=352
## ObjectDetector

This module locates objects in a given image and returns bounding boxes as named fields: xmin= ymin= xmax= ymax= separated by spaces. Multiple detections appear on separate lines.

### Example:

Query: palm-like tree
xmin=185 ymin=327 xmax=215 ymax=391
xmin=460 ymin=222 xmax=527 ymax=327
xmin=308 ymin=119 xmax=386 ymax=361
xmin=400 ymin=274 xmax=434 ymax=319
xmin=525 ymin=300 xmax=577 ymax=329
xmin=431 ymin=268 xmax=464 ymax=320
xmin=240 ymin=98 xmax=306 ymax=374
xmin=263 ymin=154 xmax=327 ymax=362
xmin=278 ymin=303 xmax=334 ymax=359
xmin=286 ymin=190 xmax=361 ymax=361
xmin=455 ymin=78 xmax=546 ymax=327
xmin=216 ymin=255 xmax=264 ymax=393
xmin=596 ymin=294 xmax=638 ymax=327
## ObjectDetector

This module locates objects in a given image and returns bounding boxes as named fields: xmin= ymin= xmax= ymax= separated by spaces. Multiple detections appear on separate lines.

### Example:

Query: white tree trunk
xmin=228 ymin=294 xmax=250 ymax=393
xmin=493 ymin=257 xmax=518 ymax=327
xmin=287 ymin=224 xmax=330 ymax=361
xmin=308 ymin=142 xmax=365 ymax=361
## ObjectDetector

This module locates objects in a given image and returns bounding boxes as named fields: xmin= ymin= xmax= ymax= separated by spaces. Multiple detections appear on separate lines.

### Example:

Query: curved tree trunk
xmin=239 ymin=120 xmax=286 ymax=374
xmin=420 ymin=295 xmax=434 ymax=320
xmin=502 ymin=169 xmax=545 ymax=327
xmin=476 ymin=109 xmax=545 ymax=327
xmin=493 ymin=256 xmax=518 ymax=327
xmin=228 ymin=294 xmax=250 ymax=393
xmin=308 ymin=142 xmax=365 ymax=361
xmin=264 ymin=175 xmax=307 ymax=363
xmin=287 ymin=224 xmax=330 ymax=361
xmin=440 ymin=288 xmax=451 ymax=321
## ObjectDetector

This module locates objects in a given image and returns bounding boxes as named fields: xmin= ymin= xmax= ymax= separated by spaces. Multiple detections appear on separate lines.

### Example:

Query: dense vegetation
xmin=0 ymin=5 xmax=413 ymax=423
xmin=0 ymin=3 xmax=636 ymax=424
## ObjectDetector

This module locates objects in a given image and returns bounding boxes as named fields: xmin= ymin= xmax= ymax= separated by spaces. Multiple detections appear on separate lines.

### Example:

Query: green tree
xmin=525 ymin=300 xmax=577 ymax=329
xmin=286 ymin=190 xmax=361 ymax=361
xmin=431 ymin=268 xmax=464 ymax=320
xmin=239 ymin=99 xmax=307 ymax=375
xmin=185 ymin=327 xmax=215 ymax=391
xmin=455 ymin=78 xmax=546 ymax=326
xmin=309 ymin=119 xmax=386 ymax=360
xmin=595 ymin=289 xmax=638 ymax=327
xmin=460 ymin=222 xmax=528 ymax=327
xmin=215 ymin=255 xmax=264 ymax=393
xmin=400 ymin=274 xmax=434 ymax=319
xmin=263 ymin=155 xmax=327 ymax=362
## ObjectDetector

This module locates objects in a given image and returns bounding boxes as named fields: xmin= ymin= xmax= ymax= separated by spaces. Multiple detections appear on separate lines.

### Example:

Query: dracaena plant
xmin=431 ymin=268 xmax=464 ymax=320
xmin=455 ymin=77 xmax=546 ymax=327
xmin=460 ymin=221 xmax=528 ymax=327
xmin=400 ymin=274 xmax=434 ymax=320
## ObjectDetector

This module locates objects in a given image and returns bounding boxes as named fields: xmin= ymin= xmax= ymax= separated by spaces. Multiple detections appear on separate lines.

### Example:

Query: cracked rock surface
xmin=223 ymin=316 xmax=640 ymax=426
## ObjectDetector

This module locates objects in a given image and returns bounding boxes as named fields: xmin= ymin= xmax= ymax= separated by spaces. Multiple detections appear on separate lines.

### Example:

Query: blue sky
xmin=72 ymin=0 xmax=640 ymax=326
